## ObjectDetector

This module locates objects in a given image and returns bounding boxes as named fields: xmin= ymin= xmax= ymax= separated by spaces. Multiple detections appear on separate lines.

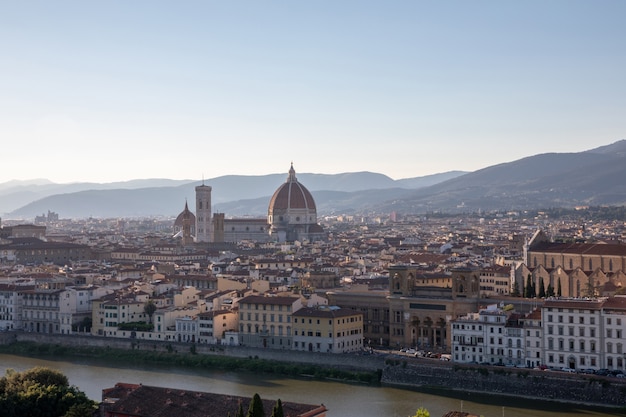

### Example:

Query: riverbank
xmin=2 ymin=331 xmax=626 ymax=410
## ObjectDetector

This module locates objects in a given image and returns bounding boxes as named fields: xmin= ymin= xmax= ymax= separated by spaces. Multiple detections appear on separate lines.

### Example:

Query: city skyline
xmin=1 ymin=1 xmax=625 ymax=184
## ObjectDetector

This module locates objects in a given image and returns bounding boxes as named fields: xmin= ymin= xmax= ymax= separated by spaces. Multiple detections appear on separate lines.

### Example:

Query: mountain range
xmin=2 ymin=139 xmax=626 ymax=219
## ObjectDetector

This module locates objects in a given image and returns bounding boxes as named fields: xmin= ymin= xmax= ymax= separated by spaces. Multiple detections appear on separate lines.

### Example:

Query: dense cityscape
xmin=2 ymin=168 xmax=626 ymax=416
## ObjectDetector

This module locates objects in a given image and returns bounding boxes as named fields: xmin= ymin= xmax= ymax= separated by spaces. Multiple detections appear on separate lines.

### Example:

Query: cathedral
xmin=174 ymin=164 xmax=325 ymax=244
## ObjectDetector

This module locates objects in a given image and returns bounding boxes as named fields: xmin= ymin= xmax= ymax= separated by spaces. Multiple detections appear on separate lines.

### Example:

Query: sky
xmin=1 ymin=1 xmax=625 ymax=184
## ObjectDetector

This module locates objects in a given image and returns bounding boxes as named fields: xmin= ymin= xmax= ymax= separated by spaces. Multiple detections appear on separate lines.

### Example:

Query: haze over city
xmin=1 ymin=0 xmax=625 ymax=184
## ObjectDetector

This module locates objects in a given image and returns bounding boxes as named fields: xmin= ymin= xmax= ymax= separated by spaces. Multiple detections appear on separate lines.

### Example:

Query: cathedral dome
xmin=174 ymin=202 xmax=196 ymax=227
xmin=267 ymin=164 xmax=322 ymax=242
xmin=268 ymin=164 xmax=316 ymax=212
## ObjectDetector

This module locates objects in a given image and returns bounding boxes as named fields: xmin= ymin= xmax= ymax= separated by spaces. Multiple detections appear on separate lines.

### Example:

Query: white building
xmin=542 ymin=298 xmax=604 ymax=370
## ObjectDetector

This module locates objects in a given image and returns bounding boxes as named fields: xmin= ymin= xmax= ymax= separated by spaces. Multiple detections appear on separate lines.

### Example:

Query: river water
xmin=0 ymin=353 xmax=623 ymax=417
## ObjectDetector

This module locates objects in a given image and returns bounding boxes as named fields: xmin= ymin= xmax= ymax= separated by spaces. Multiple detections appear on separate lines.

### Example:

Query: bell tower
xmin=195 ymin=181 xmax=212 ymax=242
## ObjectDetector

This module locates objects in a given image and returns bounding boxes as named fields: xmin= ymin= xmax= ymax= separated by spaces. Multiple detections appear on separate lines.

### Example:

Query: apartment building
xmin=20 ymin=288 xmax=63 ymax=334
xmin=520 ymin=309 xmax=543 ymax=368
xmin=542 ymin=298 xmax=604 ymax=370
xmin=292 ymin=306 xmax=364 ymax=353
xmin=238 ymin=295 xmax=302 ymax=348
xmin=91 ymin=294 xmax=148 ymax=337
xmin=479 ymin=265 xmax=512 ymax=296
xmin=0 ymin=283 xmax=34 ymax=331
xmin=452 ymin=297 xmax=626 ymax=372
xmin=197 ymin=309 xmax=238 ymax=344
xmin=451 ymin=305 xmax=524 ymax=366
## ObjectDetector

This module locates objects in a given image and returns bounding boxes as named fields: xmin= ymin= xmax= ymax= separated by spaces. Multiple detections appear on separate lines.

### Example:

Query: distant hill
xmin=5 ymin=171 xmax=465 ymax=219
xmin=373 ymin=139 xmax=626 ymax=213
xmin=0 ymin=179 xmax=196 ymax=215
xmin=7 ymin=139 xmax=626 ymax=219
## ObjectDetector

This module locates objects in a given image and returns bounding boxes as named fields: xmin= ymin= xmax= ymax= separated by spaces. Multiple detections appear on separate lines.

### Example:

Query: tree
xmin=247 ymin=393 xmax=265 ymax=417
xmin=538 ymin=278 xmax=546 ymax=298
xmin=511 ymin=280 xmax=520 ymax=297
xmin=546 ymin=283 xmax=555 ymax=297
xmin=557 ymin=278 xmax=562 ymax=297
xmin=525 ymin=274 xmax=533 ymax=298
xmin=144 ymin=300 xmax=157 ymax=323
xmin=270 ymin=399 xmax=284 ymax=417
xmin=0 ymin=367 xmax=96 ymax=417
xmin=236 ymin=401 xmax=245 ymax=417
xmin=411 ymin=407 xmax=430 ymax=417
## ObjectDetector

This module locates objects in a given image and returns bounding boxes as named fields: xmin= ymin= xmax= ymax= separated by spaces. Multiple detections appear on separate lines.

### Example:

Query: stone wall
xmin=382 ymin=359 xmax=626 ymax=407
xmin=1 ymin=332 xmax=385 ymax=372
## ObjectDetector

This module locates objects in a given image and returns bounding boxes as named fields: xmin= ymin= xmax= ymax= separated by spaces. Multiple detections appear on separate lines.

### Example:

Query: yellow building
xmin=238 ymin=295 xmax=302 ymax=348
xmin=91 ymin=295 xmax=148 ymax=337
xmin=292 ymin=306 xmax=364 ymax=353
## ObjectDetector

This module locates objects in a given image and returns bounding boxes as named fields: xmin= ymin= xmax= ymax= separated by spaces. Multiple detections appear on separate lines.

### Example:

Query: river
xmin=0 ymin=353 xmax=623 ymax=417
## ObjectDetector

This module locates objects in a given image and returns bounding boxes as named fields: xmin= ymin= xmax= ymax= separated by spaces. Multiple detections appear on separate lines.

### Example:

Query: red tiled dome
xmin=174 ymin=202 xmax=195 ymax=226
xmin=268 ymin=164 xmax=316 ymax=212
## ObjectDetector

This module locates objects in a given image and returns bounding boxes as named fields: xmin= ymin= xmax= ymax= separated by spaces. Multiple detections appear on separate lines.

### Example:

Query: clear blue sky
xmin=1 ymin=1 xmax=625 ymax=183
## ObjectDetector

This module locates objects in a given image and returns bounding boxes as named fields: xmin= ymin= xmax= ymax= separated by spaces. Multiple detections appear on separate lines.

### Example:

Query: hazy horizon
xmin=1 ymin=1 xmax=625 ymax=183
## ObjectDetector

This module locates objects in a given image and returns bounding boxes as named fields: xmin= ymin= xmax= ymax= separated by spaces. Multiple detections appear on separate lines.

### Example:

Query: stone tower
xmin=195 ymin=182 xmax=212 ymax=242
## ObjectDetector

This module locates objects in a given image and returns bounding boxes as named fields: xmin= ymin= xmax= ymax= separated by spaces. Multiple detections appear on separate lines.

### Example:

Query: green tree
xmin=411 ymin=407 xmax=430 ymax=417
xmin=538 ymin=278 xmax=546 ymax=298
xmin=247 ymin=393 xmax=265 ymax=417
xmin=270 ymin=398 xmax=284 ymax=417
xmin=525 ymin=274 xmax=533 ymax=298
xmin=236 ymin=401 xmax=245 ymax=417
xmin=144 ymin=300 xmax=157 ymax=323
xmin=511 ymin=280 xmax=520 ymax=297
xmin=557 ymin=278 xmax=562 ymax=297
xmin=0 ymin=367 xmax=96 ymax=417
xmin=546 ymin=283 xmax=555 ymax=297
xmin=63 ymin=403 xmax=97 ymax=417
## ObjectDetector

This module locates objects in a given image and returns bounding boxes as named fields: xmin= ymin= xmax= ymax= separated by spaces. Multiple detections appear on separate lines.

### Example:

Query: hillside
xmin=6 ymin=140 xmax=626 ymax=219
xmin=374 ymin=140 xmax=626 ymax=213
xmin=5 ymin=171 xmax=462 ymax=219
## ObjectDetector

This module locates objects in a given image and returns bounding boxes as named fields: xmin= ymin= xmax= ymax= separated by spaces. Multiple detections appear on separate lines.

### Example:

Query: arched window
xmin=609 ymin=259 xmax=613 ymax=271
xmin=569 ymin=259 xmax=573 ymax=269
xmin=589 ymin=259 xmax=593 ymax=270
xmin=551 ymin=258 xmax=555 ymax=268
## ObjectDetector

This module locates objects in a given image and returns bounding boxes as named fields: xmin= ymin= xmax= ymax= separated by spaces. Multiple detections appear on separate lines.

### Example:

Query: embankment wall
xmin=2 ymin=332 xmax=625 ymax=408
xmin=382 ymin=359 xmax=626 ymax=408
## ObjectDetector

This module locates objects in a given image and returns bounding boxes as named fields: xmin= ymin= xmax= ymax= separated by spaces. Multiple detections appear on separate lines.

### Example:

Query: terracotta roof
xmin=530 ymin=241 xmax=626 ymax=256
xmin=542 ymin=298 xmax=605 ymax=310
xmin=293 ymin=306 xmax=362 ymax=319
xmin=601 ymin=296 xmax=626 ymax=311
xmin=268 ymin=164 xmax=316 ymax=212
xmin=239 ymin=295 xmax=300 ymax=306
xmin=101 ymin=383 xmax=327 ymax=417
